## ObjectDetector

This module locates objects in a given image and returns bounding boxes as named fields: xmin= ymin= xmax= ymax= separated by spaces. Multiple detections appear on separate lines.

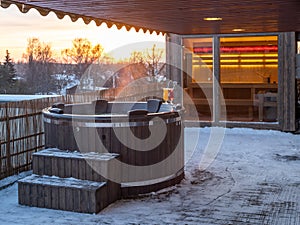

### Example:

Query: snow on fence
xmin=0 ymin=83 xmax=164 ymax=180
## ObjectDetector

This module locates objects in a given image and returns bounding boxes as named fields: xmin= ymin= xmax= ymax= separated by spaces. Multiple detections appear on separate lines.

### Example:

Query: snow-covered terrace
xmin=0 ymin=127 xmax=299 ymax=224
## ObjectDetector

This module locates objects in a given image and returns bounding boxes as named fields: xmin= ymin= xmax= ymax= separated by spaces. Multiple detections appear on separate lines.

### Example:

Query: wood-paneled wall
xmin=278 ymin=32 xmax=296 ymax=131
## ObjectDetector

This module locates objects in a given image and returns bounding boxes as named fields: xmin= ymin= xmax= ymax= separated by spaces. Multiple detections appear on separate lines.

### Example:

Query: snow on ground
xmin=0 ymin=127 xmax=299 ymax=224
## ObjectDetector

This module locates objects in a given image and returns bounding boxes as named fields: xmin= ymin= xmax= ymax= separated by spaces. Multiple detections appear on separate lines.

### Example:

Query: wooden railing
xmin=65 ymin=83 xmax=164 ymax=102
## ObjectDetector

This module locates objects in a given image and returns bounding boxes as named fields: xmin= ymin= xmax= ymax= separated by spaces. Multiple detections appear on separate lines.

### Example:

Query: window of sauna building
xmin=219 ymin=36 xmax=278 ymax=122
xmin=183 ymin=35 xmax=278 ymax=123
xmin=297 ymin=40 xmax=300 ymax=115
xmin=183 ymin=37 xmax=213 ymax=121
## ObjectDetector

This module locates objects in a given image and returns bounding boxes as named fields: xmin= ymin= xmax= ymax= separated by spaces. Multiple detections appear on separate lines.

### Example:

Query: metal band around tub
xmin=43 ymin=116 xmax=181 ymax=127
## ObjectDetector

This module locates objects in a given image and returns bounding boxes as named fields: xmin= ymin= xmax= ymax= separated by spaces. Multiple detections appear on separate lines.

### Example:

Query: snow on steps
xmin=18 ymin=175 xmax=108 ymax=214
xmin=18 ymin=148 xmax=121 ymax=214
xmin=32 ymin=148 xmax=120 ymax=183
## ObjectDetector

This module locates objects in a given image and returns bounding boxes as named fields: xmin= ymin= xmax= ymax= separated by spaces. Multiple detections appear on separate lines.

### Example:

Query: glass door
xmin=220 ymin=36 xmax=278 ymax=122
xmin=183 ymin=35 xmax=279 ymax=123
xmin=183 ymin=37 xmax=213 ymax=121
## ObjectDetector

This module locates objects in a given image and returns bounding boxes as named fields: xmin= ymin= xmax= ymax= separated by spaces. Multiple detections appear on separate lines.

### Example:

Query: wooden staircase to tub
xmin=18 ymin=148 xmax=120 ymax=214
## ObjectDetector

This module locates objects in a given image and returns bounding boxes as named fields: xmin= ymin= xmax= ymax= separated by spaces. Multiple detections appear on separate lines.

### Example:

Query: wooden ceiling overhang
xmin=1 ymin=0 xmax=300 ymax=35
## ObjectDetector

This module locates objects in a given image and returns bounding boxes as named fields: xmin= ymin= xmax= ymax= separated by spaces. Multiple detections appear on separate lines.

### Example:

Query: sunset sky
xmin=0 ymin=4 xmax=165 ymax=62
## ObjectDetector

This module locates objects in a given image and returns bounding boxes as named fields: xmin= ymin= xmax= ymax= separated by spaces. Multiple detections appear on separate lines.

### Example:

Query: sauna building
xmin=1 ymin=0 xmax=300 ymax=132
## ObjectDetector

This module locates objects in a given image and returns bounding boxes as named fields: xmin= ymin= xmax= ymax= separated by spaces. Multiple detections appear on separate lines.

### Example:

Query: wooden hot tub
xmin=42 ymin=99 xmax=184 ymax=197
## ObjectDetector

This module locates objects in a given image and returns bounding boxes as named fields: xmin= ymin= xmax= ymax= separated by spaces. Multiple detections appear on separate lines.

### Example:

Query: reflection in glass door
xmin=220 ymin=36 xmax=278 ymax=122
xmin=183 ymin=35 xmax=278 ymax=123
xmin=183 ymin=37 xmax=213 ymax=121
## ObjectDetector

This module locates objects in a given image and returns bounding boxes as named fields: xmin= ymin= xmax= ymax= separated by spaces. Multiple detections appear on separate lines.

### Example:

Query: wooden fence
xmin=0 ymin=97 xmax=65 ymax=179
xmin=0 ymin=83 xmax=164 ymax=180
xmin=65 ymin=82 xmax=164 ymax=103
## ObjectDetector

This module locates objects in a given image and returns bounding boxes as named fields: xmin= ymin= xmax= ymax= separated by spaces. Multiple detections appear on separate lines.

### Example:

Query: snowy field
xmin=0 ymin=127 xmax=299 ymax=224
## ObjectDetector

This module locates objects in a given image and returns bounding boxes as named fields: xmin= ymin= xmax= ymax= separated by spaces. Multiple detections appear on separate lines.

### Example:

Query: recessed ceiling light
xmin=203 ymin=17 xmax=222 ymax=21
xmin=232 ymin=28 xmax=245 ymax=32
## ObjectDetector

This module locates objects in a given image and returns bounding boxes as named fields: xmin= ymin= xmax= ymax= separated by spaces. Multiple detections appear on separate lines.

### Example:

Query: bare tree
xmin=110 ymin=45 xmax=166 ymax=89
xmin=129 ymin=51 xmax=144 ymax=64
xmin=143 ymin=44 xmax=165 ymax=78
xmin=61 ymin=38 xmax=104 ymax=78
xmin=126 ymin=44 xmax=165 ymax=82
xmin=22 ymin=38 xmax=56 ymax=94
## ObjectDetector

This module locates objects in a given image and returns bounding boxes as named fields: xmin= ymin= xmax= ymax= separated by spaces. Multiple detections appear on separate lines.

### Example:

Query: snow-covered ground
xmin=0 ymin=127 xmax=299 ymax=224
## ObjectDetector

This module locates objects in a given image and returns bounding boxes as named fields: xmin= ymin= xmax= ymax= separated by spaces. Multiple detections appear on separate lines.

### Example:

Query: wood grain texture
xmin=4 ymin=0 xmax=300 ymax=34
xmin=18 ymin=175 xmax=108 ymax=213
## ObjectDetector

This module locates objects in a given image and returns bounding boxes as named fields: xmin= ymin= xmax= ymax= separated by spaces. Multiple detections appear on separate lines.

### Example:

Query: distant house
xmin=65 ymin=84 xmax=78 ymax=95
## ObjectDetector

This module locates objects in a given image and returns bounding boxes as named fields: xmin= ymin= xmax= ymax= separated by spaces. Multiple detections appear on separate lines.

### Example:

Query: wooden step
xmin=33 ymin=148 xmax=120 ymax=181
xmin=32 ymin=148 xmax=121 ymax=203
xmin=18 ymin=174 xmax=109 ymax=214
